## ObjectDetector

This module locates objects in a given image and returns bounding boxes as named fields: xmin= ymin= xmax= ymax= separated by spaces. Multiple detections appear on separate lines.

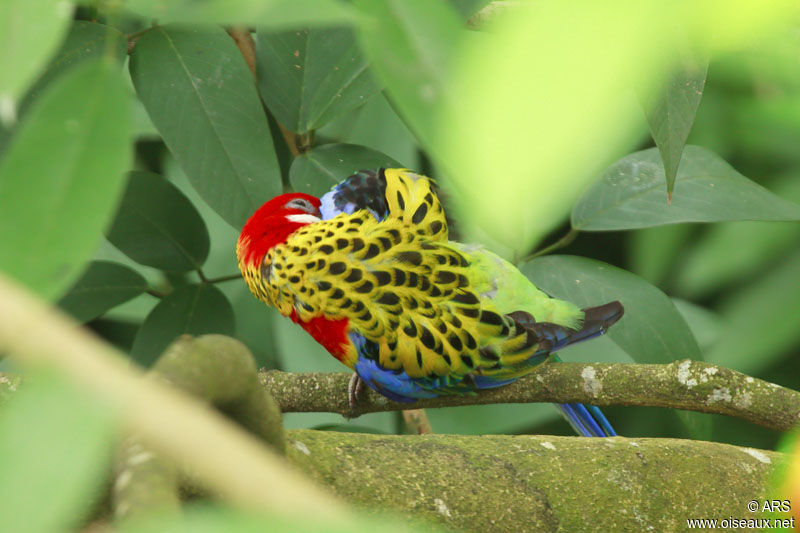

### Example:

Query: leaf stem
xmin=126 ymin=27 xmax=153 ymax=54
xmin=521 ymin=229 xmax=579 ymax=263
xmin=146 ymin=288 xmax=165 ymax=299
xmin=195 ymin=268 xmax=209 ymax=283
xmin=206 ymin=273 xmax=243 ymax=284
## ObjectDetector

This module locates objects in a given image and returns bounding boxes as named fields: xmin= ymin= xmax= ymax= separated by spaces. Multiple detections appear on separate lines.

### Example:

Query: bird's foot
xmin=347 ymin=373 xmax=364 ymax=418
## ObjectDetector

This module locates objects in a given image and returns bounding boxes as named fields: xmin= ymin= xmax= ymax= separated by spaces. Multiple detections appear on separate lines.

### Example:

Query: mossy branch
xmin=287 ymin=429 xmax=785 ymax=533
xmin=0 ymin=274 xmax=349 ymax=523
xmin=261 ymin=360 xmax=800 ymax=432
xmin=114 ymin=335 xmax=286 ymax=522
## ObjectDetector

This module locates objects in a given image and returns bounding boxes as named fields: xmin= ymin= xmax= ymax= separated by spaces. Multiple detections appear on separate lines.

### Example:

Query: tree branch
xmin=260 ymin=360 xmax=800 ymax=432
xmin=287 ymin=429 xmax=785 ymax=532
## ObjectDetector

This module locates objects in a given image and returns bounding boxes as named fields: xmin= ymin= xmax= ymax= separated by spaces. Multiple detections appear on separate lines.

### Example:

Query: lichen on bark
xmin=286 ymin=429 xmax=784 ymax=532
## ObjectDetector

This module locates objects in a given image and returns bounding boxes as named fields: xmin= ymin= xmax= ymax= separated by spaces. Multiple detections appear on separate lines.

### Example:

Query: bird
xmin=237 ymin=168 xmax=623 ymax=437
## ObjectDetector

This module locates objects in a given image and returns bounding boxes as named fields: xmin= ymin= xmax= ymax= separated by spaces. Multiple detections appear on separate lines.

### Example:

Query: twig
xmin=195 ymin=268 xmax=209 ymax=283
xmin=146 ymin=288 xmax=165 ymax=299
xmin=522 ymin=228 xmax=578 ymax=262
xmin=260 ymin=360 xmax=800 ymax=432
xmin=126 ymin=27 xmax=152 ymax=54
xmin=206 ymin=273 xmax=243 ymax=284
xmin=402 ymin=409 xmax=433 ymax=435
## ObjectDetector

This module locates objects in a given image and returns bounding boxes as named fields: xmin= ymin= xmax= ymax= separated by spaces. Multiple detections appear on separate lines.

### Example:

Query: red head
xmin=237 ymin=193 xmax=322 ymax=269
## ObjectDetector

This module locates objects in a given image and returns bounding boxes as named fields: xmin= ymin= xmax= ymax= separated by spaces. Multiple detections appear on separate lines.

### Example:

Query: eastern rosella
xmin=237 ymin=169 xmax=623 ymax=437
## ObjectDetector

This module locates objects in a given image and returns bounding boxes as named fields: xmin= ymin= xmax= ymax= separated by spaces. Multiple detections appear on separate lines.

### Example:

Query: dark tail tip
xmin=581 ymin=301 xmax=624 ymax=332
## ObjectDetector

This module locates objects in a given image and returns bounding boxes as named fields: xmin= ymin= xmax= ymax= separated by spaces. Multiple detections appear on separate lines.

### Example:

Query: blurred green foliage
xmin=1 ymin=0 xmax=800 ymax=529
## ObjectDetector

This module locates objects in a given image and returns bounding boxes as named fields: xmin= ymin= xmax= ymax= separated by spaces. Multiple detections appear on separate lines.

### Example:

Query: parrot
xmin=237 ymin=168 xmax=623 ymax=437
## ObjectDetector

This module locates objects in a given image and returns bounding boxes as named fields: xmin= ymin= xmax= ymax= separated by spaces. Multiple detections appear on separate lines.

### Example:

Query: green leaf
xmin=0 ymin=59 xmax=132 ymax=300
xmin=520 ymin=255 xmax=702 ymax=364
xmin=672 ymin=298 xmax=722 ymax=353
xmin=572 ymin=146 xmax=800 ymax=231
xmin=706 ymin=250 xmax=800 ymax=376
xmin=289 ymin=143 xmax=401 ymax=196
xmin=0 ymin=372 xmax=114 ymax=533
xmin=0 ymin=0 xmax=73 ymax=123
xmin=353 ymin=0 xmax=463 ymax=150
xmin=255 ymin=27 xmax=380 ymax=133
xmin=123 ymin=0 xmax=357 ymax=29
xmin=628 ymin=224 xmax=692 ymax=286
xmin=0 ymin=22 xmax=127 ymax=156
xmin=448 ymin=0 xmax=491 ymax=19
xmin=643 ymin=54 xmax=708 ymax=197
xmin=318 ymin=93 xmax=419 ymax=167
xmin=131 ymin=284 xmax=235 ymax=367
xmin=229 ymin=284 xmax=281 ymax=369
xmin=121 ymin=503 xmax=431 ymax=533
xmin=106 ymin=171 xmax=210 ymax=272
xmin=437 ymin=2 xmax=667 ymax=254
xmin=675 ymin=172 xmax=800 ymax=297
xmin=58 ymin=261 xmax=148 ymax=323
xmin=90 ymin=318 xmax=141 ymax=353
xmin=129 ymin=26 xmax=281 ymax=229
xmin=21 ymin=21 xmax=127 ymax=117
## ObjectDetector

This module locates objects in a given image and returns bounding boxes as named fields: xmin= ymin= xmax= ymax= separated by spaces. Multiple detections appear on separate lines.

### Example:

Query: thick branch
xmin=260 ymin=360 xmax=800 ymax=432
xmin=115 ymin=334 xmax=286 ymax=521
xmin=287 ymin=429 xmax=784 ymax=533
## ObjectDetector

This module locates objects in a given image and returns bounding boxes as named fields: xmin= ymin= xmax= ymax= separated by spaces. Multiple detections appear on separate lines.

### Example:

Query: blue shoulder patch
xmin=319 ymin=169 xmax=389 ymax=222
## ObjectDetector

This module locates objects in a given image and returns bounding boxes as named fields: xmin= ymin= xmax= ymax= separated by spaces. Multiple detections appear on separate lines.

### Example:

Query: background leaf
xmin=129 ymin=25 xmax=281 ymax=229
xmin=317 ymin=93 xmax=419 ymax=166
xmin=21 ymin=21 xmax=127 ymax=117
xmin=643 ymin=53 xmax=708 ymax=197
xmin=58 ymin=261 xmax=148 ymax=323
xmin=706 ymin=250 xmax=800 ymax=376
xmin=572 ymin=145 xmax=800 ymax=230
xmin=121 ymin=503 xmax=430 ymax=533
xmin=0 ymin=0 xmax=73 ymax=123
xmin=106 ymin=171 xmax=210 ymax=272
xmin=672 ymin=298 xmax=722 ymax=354
xmin=520 ymin=255 xmax=702 ymax=364
xmin=628 ymin=224 xmax=692 ymax=286
xmin=448 ymin=0 xmax=491 ymax=19
xmin=0 ymin=60 xmax=132 ymax=300
xmin=0 ymin=372 xmax=114 ymax=533
xmin=289 ymin=143 xmax=401 ymax=196
xmin=437 ymin=1 xmax=665 ymax=254
xmin=354 ymin=0 xmax=463 ymax=150
xmin=255 ymin=27 xmax=380 ymax=133
xmin=675 ymin=172 xmax=800 ymax=297
xmin=130 ymin=284 xmax=235 ymax=367
xmin=123 ymin=0 xmax=357 ymax=29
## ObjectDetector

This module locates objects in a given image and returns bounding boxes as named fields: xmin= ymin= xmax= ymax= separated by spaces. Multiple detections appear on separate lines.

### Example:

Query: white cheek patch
xmin=286 ymin=214 xmax=321 ymax=224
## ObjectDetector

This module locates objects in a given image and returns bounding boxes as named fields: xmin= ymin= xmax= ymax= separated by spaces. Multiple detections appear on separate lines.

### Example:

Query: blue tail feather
xmin=556 ymin=403 xmax=616 ymax=437
xmin=545 ymin=301 xmax=623 ymax=437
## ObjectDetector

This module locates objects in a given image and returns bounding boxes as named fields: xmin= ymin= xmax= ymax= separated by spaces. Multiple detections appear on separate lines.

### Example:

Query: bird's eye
xmin=284 ymin=198 xmax=316 ymax=213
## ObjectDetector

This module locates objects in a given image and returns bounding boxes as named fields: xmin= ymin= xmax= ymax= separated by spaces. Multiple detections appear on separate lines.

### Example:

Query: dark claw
xmin=347 ymin=373 xmax=364 ymax=416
